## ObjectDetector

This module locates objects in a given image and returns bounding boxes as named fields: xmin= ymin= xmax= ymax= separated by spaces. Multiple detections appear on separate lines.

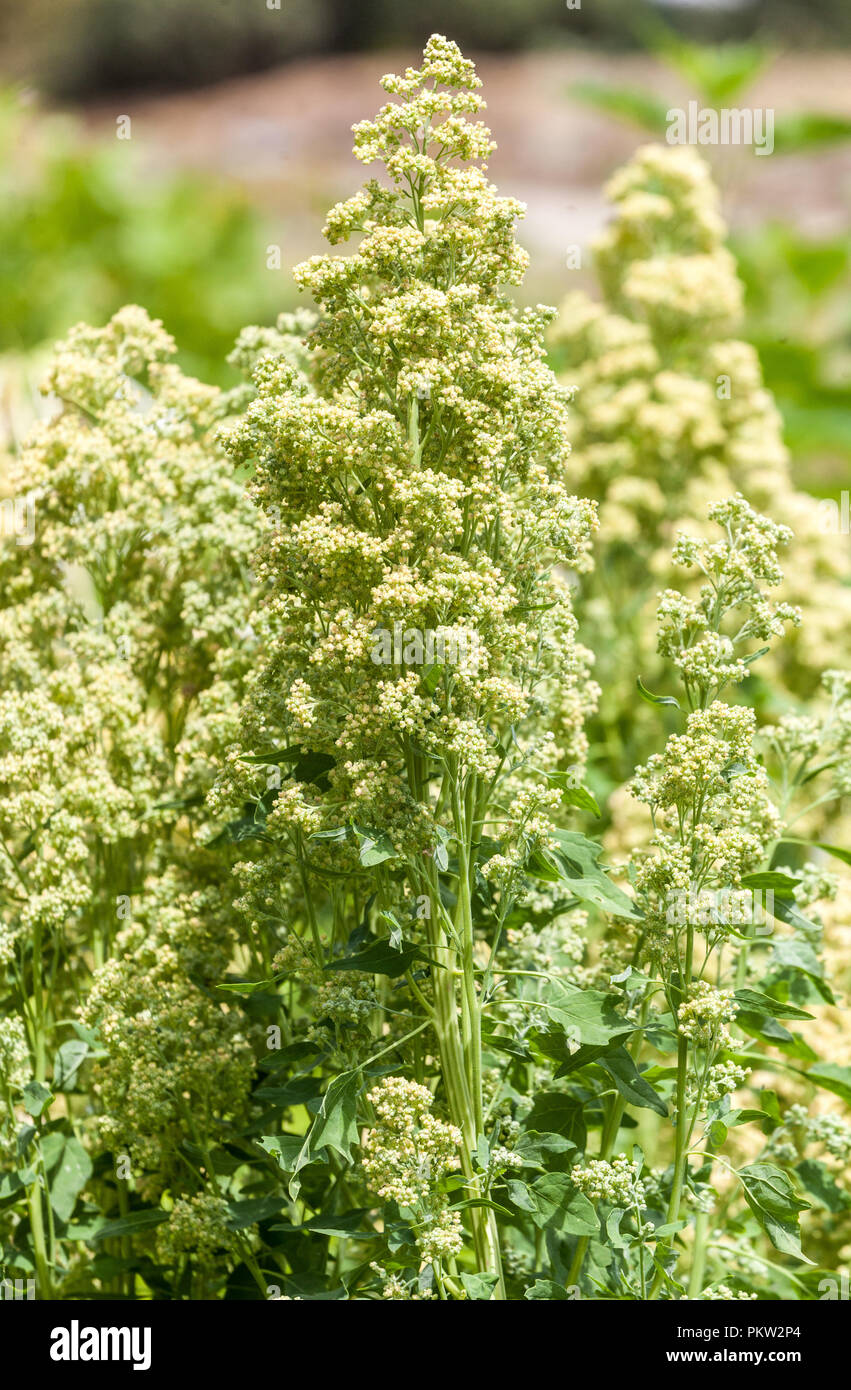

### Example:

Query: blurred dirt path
xmin=74 ymin=49 xmax=851 ymax=293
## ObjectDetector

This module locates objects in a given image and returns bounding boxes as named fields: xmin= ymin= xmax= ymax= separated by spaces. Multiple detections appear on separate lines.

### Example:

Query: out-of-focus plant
xmin=550 ymin=143 xmax=851 ymax=802
xmin=0 ymin=91 xmax=283 ymax=393
xmin=568 ymin=24 xmax=851 ymax=487
xmin=571 ymin=25 xmax=851 ymax=157
xmin=732 ymin=225 xmax=851 ymax=483
xmin=0 ymin=307 xmax=266 ymax=1299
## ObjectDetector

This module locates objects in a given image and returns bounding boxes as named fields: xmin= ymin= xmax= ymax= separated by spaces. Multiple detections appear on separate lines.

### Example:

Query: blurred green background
xmin=0 ymin=0 xmax=848 ymax=493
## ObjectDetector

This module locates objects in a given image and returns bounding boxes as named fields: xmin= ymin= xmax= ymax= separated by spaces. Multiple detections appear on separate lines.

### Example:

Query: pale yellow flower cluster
xmin=553 ymin=143 xmax=851 ymax=801
xmin=220 ymin=36 xmax=598 ymax=865
xmin=0 ymin=306 xmax=262 ymax=1193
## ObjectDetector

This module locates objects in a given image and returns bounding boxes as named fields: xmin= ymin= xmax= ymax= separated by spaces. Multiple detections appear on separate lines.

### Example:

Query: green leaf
xmin=799 ymin=1063 xmax=851 ymax=1107
xmin=806 ymin=842 xmax=851 ymax=868
xmin=635 ymin=676 xmax=680 ymax=709
xmin=92 ymin=1209 xmax=168 ymax=1241
xmin=257 ymin=1135 xmax=304 ymax=1172
xmin=254 ymin=1077 xmax=321 ymax=1107
xmin=208 ymin=808 xmax=271 ymax=848
xmin=22 ymin=1080 xmax=53 ymax=1118
xmin=606 ymin=1207 xmax=630 ymax=1251
xmin=739 ymin=1162 xmax=812 ymax=1262
xmin=41 ymin=1133 xmax=93 ymax=1223
xmin=459 ymin=1272 xmax=498 ymax=1300
xmin=733 ymin=988 xmax=814 ymax=1021
xmin=52 ymin=1040 xmax=89 ymax=1091
xmin=525 ymin=1092 xmax=586 ymax=1148
xmin=650 ymin=34 xmax=770 ymax=106
xmin=773 ymin=112 xmax=851 ymax=155
xmin=740 ymin=871 xmax=800 ymax=898
xmin=528 ymin=1174 xmax=598 ymax=1235
xmin=546 ymin=771 xmax=600 ymax=817
xmin=292 ymin=750 xmax=336 ymax=790
xmin=226 ymin=1196 xmax=286 ymax=1230
xmin=562 ymin=873 xmax=641 ymax=921
xmin=524 ymin=1279 xmax=576 ymax=1300
xmin=796 ymin=1160 xmax=851 ymax=1214
xmin=769 ymin=939 xmax=835 ymax=1003
xmin=420 ymin=663 xmax=444 ymax=696
xmin=217 ymin=974 xmax=281 ymax=996
xmin=513 ymin=1131 xmax=576 ymax=1170
xmin=451 ymin=1196 xmax=513 ymax=1220
xmin=708 ymin=1120 xmax=728 ymax=1147
xmin=540 ymin=982 xmax=635 ymax=1048
xmin=551 ymin=829 xmax=604 ymax=873
xmin=598 ymin=1047 xmax=668 ymax=1118
xmin=569 ymin=80 xmax=670 ymax=135
xmin=350 ymin=828 xmax=397 ymax=861
xmin=241 ymin=746 xmax=302 ymax=766
xmin=550 ymin=832 xmax=640 ymax=920
xmin=326 ymin=937 xmax=433 ymax=979
xmin=507 ymin=1178 xmax=538 ymax=1212
xmin=289 ymin=1070 xmax=362 ymax=1200
xmin=273 ymin=1209 xmax=375 ymax=1239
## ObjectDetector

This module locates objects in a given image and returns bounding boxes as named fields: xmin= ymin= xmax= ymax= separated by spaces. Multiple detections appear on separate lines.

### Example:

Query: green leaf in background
xmin=772 ymin=112 xmax=851 ymax=154
xmin=635 ymin=677 xmax=680 ymax=710
xmin=92 ymin=1209 xmax=169 ymax=1242
xmin=289 ymin=1070 xmax=362 ymax=1200
xmin=273 ymin=1209 xmax=375 ymax=1239
xmin=527 ymin=1174 xmax=598 ymax=1235
xmin=796 ymin=1160 xmax=851 ymax=1214
xmin=598 ymin=1047 xmax=668 ymax=1117
xmin=806 ymin=842 xmax=851 ymax=869
xmin=41 ymin=1133 xmax=93 ymax=1223
xmin=226 ymin=1196 xmax=287 ymax=1230
xmin=797 ymin=1063 xmax=851 ymax=1107
xmin=569 ymin=80 xmax=670 ymax=136
xmin=644 ymin=29 xmax=771 ymax=106
xmin=52 ymin=1040 xmax=90 ymax=1091
xmin=22 ymin=1080 xmax=53 ymax=1119
xmin=769 ymin=938 xmax=835 ymax=1003
xmin=733 ymin=988 xmax=814 ymax=1021
xmin=739 ymin=1162 xmax=812 ymax=1262
xmin=326 ymin=937 xmax=433 ymax=979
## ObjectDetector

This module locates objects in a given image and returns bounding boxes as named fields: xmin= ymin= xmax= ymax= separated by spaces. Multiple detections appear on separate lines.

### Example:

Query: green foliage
xmin=0 ymin=91 xmax=282 ymax=385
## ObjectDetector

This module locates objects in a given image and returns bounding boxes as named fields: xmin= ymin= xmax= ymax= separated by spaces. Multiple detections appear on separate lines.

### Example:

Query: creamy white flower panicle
xmin=362 ymin=1077 xmax=464 ymax=1273
xmin=571 ymin=1155 xmax=646 ymax=1207
xmin=551 ymin=141 xmax=851 ymax=815
xmin=220 ymin=33 xmax=598 ymax=856
xmin=0 ymin=306 xmax=262 ymax=1190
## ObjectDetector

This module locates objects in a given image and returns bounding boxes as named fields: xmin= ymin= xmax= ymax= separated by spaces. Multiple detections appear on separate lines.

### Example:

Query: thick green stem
xmin=427 ymin=894 xmax=504 ymax=1298
xmin=28 ymin=1179 xmax=53 ymax=1299
xmin=689 ymin=1209 xmax=710 ymax=1298
xmin=649 ymin=925 xmax=694 ymax=1298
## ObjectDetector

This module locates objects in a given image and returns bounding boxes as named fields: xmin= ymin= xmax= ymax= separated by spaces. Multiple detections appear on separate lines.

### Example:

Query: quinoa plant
xmin=1 ymin=35 xmax=850 ymax=1304
xmin=551 ymin=144 xmax=851 ymax=794
xmin=0 ymin=308 xmax=264 ymax=1298
xmin=217 ymin=34 xmax=599 ymax=1297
